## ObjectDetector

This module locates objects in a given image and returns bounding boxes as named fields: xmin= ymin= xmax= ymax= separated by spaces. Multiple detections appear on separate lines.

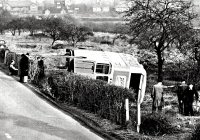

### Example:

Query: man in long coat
xmin=151 ymin=81 xmax=174 ymax=113
xmin=19 ymin=53 xmax=29 ymax=82
xmin=177 ymin=81 xmax=188 ymax=114
xmin=183 ymin=84 xmax=199 ymax=116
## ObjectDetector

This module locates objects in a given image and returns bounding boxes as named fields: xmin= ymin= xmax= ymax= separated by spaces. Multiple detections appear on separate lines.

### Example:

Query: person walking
xmin=183 ymin=84 xmax=199 ymax=116
xmin=177 ymin=81 xmax=188 ymax=114
xmin=151 ymin=81 xmax=174 ymax=113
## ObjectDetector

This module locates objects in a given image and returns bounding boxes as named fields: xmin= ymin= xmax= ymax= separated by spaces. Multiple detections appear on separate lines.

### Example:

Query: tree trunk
xmin=11 ymin=30 xmax=15 ymax=36
xmin=30 ymin=30 xmax=34 ymax=36
xmin=51 ymin=39 xmax=55 ymax=46
xmin=194 ymin=49 xmax=200 ymax=83
xmin=196 ymin=59 xmax=200 ymax=82
xmin=73 ymin=43 xmax=76 ymax=48
xmin=0 ymin=30 xmax=4 ymax=35
xmin=71 ymin=37 xmax=77 ymax=48
xmin=18 ymin=29 xmax=21 ymax=36
xmin=157 ymin=49 xmax=164 ymax=82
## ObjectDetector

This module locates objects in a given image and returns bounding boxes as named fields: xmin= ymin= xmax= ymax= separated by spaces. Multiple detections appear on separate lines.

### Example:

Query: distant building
xmin=43 ymin=7 xmax=67 ymax=16
xmin=92 ymin=6 xmax=110 ymax=13
xmin=68 ymin=9 xmax=73 ymax=13
xmin=54 ymin=0 xmax=65 ymax=9
xmin=93 ymin=6 xmax=101 ymax=12
xmin=65 ymin=0 xmax=72 ymax=6
xmin=4 ymin=0 xmax=39 ymax=15
xmin=102 ymin=6 xmax=110 ymax=12
xmin=92 ymin=0 xmax=110 ymax=13
xmin=44 ymin=9 xmax=50 ymax=15
xmin=115 ymin=1 xmax=130 ymax=12
xmin=0 ymin=0 xmax=8 ymax=9
xmin=43 ymin=0 xmax=54 ymax=9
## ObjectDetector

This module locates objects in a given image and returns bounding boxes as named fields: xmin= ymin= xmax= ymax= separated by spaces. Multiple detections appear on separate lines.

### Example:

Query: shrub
xmin=33 ymin=70 xmax=134 ymax=125
xmin=191 ymin=124 xmax=200 ymax=140
xmin=140 ymin=113 xmax=180 ymax=136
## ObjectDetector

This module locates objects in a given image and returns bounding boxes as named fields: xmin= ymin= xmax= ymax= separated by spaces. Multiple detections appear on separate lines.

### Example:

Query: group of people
xmin=177 ymin=81 xmax=199 ymax=116
xmin=151 ymin=80 xmax=199 ymax=116
xmin=9 ymin=53 xmax=30 ymax=82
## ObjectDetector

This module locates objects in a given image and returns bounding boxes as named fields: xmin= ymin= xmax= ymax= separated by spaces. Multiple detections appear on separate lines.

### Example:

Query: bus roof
xmin=74 ymin=49 xmax=143 ymax=69
xmin=74 ymin=49 xmax=110 ymax=64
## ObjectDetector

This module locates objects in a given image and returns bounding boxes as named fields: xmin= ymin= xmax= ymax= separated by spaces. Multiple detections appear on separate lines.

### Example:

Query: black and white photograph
xmin=0 ymin=0 xmax=200 ymax=139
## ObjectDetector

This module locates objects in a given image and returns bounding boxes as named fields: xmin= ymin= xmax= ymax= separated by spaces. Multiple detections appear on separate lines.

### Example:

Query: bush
xmin=140 ymin=113 xmax=180 ymax=136
xmin=191 ymin=124 xmax=200 ymax=140
xmin=33 ymin=71 xmax=135 ymax=125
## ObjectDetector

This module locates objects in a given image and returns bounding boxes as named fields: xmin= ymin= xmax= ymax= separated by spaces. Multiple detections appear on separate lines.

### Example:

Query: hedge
xmin=33 ymin=69 xmax=134 ymax=125
xmin=191 ymin=123 xmax=200 ymax=140
xmin=140 ymin=113 xmax=180 ymax=136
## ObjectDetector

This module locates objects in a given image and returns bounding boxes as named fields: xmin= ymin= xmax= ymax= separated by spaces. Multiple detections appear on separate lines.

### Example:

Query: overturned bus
xmin=65 ymin=49 xmax=147 ymax=104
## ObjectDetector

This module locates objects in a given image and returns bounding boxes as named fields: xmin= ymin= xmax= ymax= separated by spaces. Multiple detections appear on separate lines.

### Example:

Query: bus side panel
xmin=112 ymin=70 xmax=130 ymax=88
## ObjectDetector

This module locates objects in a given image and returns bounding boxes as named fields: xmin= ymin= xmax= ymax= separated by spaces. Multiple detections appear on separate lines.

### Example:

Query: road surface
xmin=0 ymin=70 xmax=104 ymax=140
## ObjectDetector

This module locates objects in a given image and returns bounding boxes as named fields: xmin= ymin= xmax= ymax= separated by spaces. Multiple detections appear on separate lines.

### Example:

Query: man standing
xmin=19 ymin=53 xmax=29 ymax=82
xmin=183 ymin=84 xmax=199 ymax=116
xmin=151 ymin=81 xmax=174 ymax=113
xmin=177 ymin=81 xmax=188 ymax=114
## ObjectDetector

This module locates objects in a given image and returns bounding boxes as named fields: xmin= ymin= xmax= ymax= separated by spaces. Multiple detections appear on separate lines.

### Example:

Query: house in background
xmin=3 ymin=0 xmax=39 ymax=15
xmin=92 ymin=0 xmax=110 ymax=13
xmin=92 ymin=6 xmax=110 ymax=13
xmin=114 ymin=0 xmax=133 ymax=12
xmin=102 ymin=6 xmax=110 ymax=12
xmin=54 ymin=0 xmax=65 ymax=9
xmin=92 ymin=5 xmax=102 ymax=12
xmin=43 ymin=7 xmax=67 ymax=16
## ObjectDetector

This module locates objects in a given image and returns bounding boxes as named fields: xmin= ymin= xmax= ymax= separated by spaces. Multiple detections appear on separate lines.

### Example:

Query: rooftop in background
xmin=6 ymin=0 xmax=35 ymax=7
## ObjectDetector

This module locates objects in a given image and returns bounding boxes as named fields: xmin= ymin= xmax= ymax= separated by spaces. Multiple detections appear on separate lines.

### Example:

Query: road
xmin=0 ymin=70 xmax=104 ymax=140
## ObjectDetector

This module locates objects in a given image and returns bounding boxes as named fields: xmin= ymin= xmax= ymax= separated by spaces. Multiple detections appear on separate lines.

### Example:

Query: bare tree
xmin=61 ymin=25 xmax=93 ymax=47
xmin=7 ymin=18 xmax=18 ymax=36
xmin=0 ymin=10 xmax=12 ymax=34
xmin=44 ymin=17 xmax=65 ymax=45
xmin=24 ymin=16 xmax=41 ymax=36
xmin=125 ymin=0 xmax=196 ymax=81
xmin=179 ymin=29 xmax=200 ymax=83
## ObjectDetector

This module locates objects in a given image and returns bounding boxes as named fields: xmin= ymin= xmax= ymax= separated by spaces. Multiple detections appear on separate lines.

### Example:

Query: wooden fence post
xmin=137 ymin=102 xmax=141 ymax=133
xmin=125 ymin=98 xmax=129 ymax=122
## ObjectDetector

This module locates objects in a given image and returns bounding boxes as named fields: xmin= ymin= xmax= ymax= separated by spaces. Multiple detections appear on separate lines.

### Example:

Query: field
xmin=1 ymin=32 xmax=200 ymax=140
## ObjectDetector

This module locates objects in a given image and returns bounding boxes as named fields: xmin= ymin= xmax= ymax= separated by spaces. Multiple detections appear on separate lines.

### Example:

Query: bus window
xmin=96 ymin=76 xmax=108 ymax=82
xmin=96 ymin=63 xmax=110 ymax=74
xmin=74 ymin=60 xmax=94 ymax=74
